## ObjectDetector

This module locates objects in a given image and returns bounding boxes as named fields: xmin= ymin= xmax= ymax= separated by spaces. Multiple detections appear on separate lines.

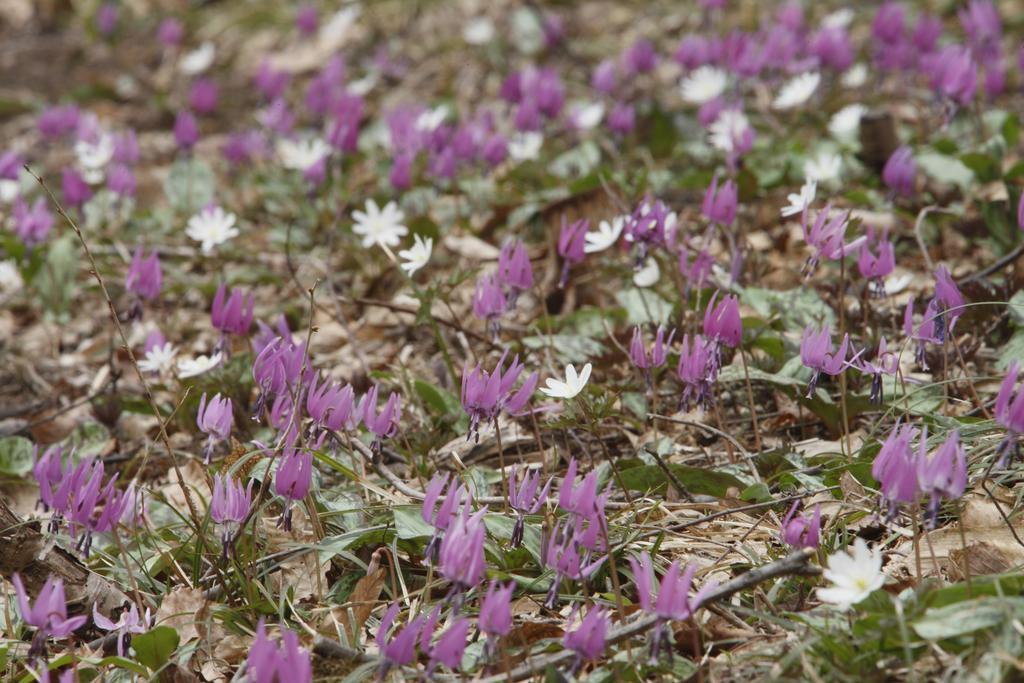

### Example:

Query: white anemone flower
xmin=540 ymin=363 xmax=593 ymax=400
xmin=75 ymin=134 xmax=114 ymax=183
xmin=829 ymin=104 xmax=867 ymax=141
xmin=352 ymin=199 xmax=408 ymax=248
xmin=803 ymin=152 xmax=842 ymax=184
xmin=841 ymin=63 xmax=868 ymax=89
xmin=186 ymin=206 xmax=239 ymax=254
xmin=463 ymin=17 xmax=496 ymax=45
xmin=176 ymin=352 xmax=223 ymax=379
xmin=773 ymin=72 xmax=820 ymax=110
xmin=398 ymin=235 xmax=433 ymax=276
xmin=570 ymin=101 xmax=605 ymax=130
xmin=822 ymin=8 xmax=855 ymax=28
xmin=0 ymin=260 xmax=23 ymax=293
xmin=817 ymin=538 xmax=885 ymax=610
xmin=180 ymin=41 xmax=215 ymax=75
xmin=508 ymin=132 xmax=543 ymax=161
xmin=709 ymin=109 xmax=751 ymax=155
xmin=276 ymin=137 xmax=331 ymax=171
xmin=414 ymin=106 xmax=448 ymax=133
xmin=680 ymin=66 xmax=728 ymax=105
xmin=633 ymin=258 xmax=660 ymax=287
xmin=138 ymin=343 xmax=178 ymax=374
xmin=780 ymin=180 xmax=817 ymax=218
xmin=584 ymin=215 xmax=626 ymax=254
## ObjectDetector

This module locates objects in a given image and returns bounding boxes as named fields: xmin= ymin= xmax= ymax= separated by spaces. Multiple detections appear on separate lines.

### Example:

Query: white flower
xmin=709 ymin=109 xmax=751 ymax=154
xmin=414 ymin=106 xmax=448 ymax=133
xmin=348 ymin=73 xmax=377 ymax=97
xmin=176 ymin=352 xmax=223 ymax=379
xmin=186 ymin=206 xmax=239 ymax=254
xmin=138 ymin=342 xmax=178 ymax=374
xmin=463 ymin=17 xmax=496 ymax=45
xmin=817 ymin=538 xmax=885 ymax=610
xmin=0 ymin=179 xmax=19 ymax=204
xmin=781 ymin=180 xmax=817 ymax=218
xmin=352 ymin=199 xmax=408 ymax=248
xmin=584 ymin=215 xmax=626 ymax=254
xmin=320 ymin=7 xmax=361 ymax=45
xmin=829 ymin=104 xmax=867 ymax=141
xmin=276 ymin=137 xmax=330 ymax=171
xmin=398 ymin=234 xmax=433 ymax=276
xmin=570 ymin=101 xmax=605 ymax=130
xmin=540 ymin=363 xmax=592 ymax=400
xmin=508 ymin=132 xmax=543 ymax=161
xmin=803 ymin=152 xmax=842 ymax=184
xmin=773 ymin=72 xmax=820 ymax=110
xmin=633 ymin=258 xmax=660 ymax=287
xmin=75 ymin=133 xmax=114 ymax=183
xmin=822 ymin=8 xmax=855 ymax=28
xmin=0 ymin=259 xmax=23 ymax=293
xmin=680 ymin=66 xmax=728 ymax=105
xmin=841 ymin=63 xmax=868 ymax=89
xmin=180 ymin=41 xmax=215 ymax=75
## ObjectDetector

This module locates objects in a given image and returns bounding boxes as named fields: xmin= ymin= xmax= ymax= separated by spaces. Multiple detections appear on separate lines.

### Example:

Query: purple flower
xmin=38 ymin=105 xmax=80 ymax=140
xmin=497 ymin=239 xmax=533 ymax=304
xmin=482 ymin=134 xmax=508 ymax=167
xmin=558 ymin=216 xmax=589 ymax=288
xmin=62 ymin=167 xmax=92 ymax=208
xmin=157 ymin=18 xmax=184 ymax=46
xmin=702 ymin=175 xmax=737 ymax=227
xmin=125 ymin=247 xmax=162 ymax=301
xmin=678 ymin=245 xmax=713 ymax=294
xmin=858 ymin=337 xmax=899 ymax=405
xmin=800 ymin=203 xmax=861 ymax=276
xmin=922 ymin=46 xmax=977 ymax=108
xmin=1018 ymin=192 xmax=1024 ymax=233
xmin=473 ymin=273 xmax=507 ymax=337
xmin=306 ymin=374 xmax=358 ymax=435
xmin=676 ymin=333 xmax=715 ymax=412
xmin=460 ymin=352 xmax=538 ymax=441
xmin=563 ymin=607 xmax=609 ymax=668
xmin=960 ymin=0 xmax=1002 ymax=64
xmin=425 ymin=615 xmax=470 ymax=673
xmin=674 ymin=35 xmax=712 ymax=70
xmin=508 ymin=466 xmax=551 ymax=547
xmin=254 ymin=61 xmax=290 ymax=101
xmin=422 ymin=473 xmax=469 ymax=563
xmin=479 ymin=580 xmax=514 ymax=639
xmin=630 ymin=326 xmax=675 ymax=389
xmin=780 ymin=502 xmax=822 ymax=549
xmin=361 ymin=385 xmax=402 ymax=446
xmin=558 ymin=458 xmax=602 ymax=520
xmin=917 ymin=431 xmax=966 ymax=527
xmin=174 ymin=111 xmax=199 ymax=150
xmin=872 ymin=422 xmax=920 ymax=519
xmin=197 ymin=392 xmax=233 ymax=461
xmin=903 ymin=296 xmax=943 ymax=369
xmin=703 ymin=291 xmax=742 ymax=350
xmin=810 ymin=27 xmax=854 ymax=71
xmin=95 ymin=3 xmax=119 ymax=36
xmin=995 ymin=361 xmax=1024 ymax=466
xmin=247 ymin=620 xmax=312 ymax=683
xmin=439 ymin=507 xmax=487 ymax=592
xmin=607 ymin=102 xmax=636 ymax=136
xmin=274 ymin=446 xmax=313 ymax=530
xmin=376 ymin=603 xmax=423 ymax=676
xmin=799 ymin=325 xmax=853 ymax=397
xmin=13 ymin=197 xmax=54 ymax=247
xmin=211 ymin=283 xmax=255 ymax=337
xmin=222 ymin=130 xmax=267 ymax=167
xmin=210 ymin=474 xmax=253 ymax=554
xmin=295 ymin=4 xmax=319 ymax=36
xmin=252 ymin=337 xmax=309 ymax=413
xmin=625 ymin=198 xmax=677 ymax=262
xmin=872 ymin=1 xmax=905 ymax=45
xmin=544 ymin=520 xmax=605 ymax=608
xmin=857 ymin=227 xmax=895 ymax=295
xmin=630 ymin=552 xmax=715 ymax=661
xmin=912 ymin=15 xmax=942 ymax=54
xmin=93 ymin=603 xmax=150 ymax=657
xmin=107 ymin=163 xmax=136 ymax=198
xmin=592 ymin=59 xmax=617 ymax=94
xmin=623 ymin=39 xmax=658 ymax=75
xmin=933 ymin=264 xmax=964 ymax=336
xmin=189 ymin=79 xmax=219 ymax=115
xmin=12 ymin=574 xmax=87 ymax=660
xmin=389 ymin=150 xmax=414 ymax=190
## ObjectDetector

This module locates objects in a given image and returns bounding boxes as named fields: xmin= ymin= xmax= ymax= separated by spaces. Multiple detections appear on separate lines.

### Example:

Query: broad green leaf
xmin=132 ymin=626 xmax=179 ymax=672
xmin=164 ymin=159 xmax=215 ymax=214
xmin=0 ymin=436 xmax=34 ymax=476
xmin=913 ymin=597 xmax=1024 ymax=640
xmin=393 ymin=505 xmax=433 ymax=540
xmin=617 ymin=463 xmax=744 ymax=497
xmin=615 ymin=288 xmax=672 ymax=326
xmin=741 ymin=286 xmax=835 ymax=331
xmin=917 ymin=152 xmax=974 ymax=189
xmin=550 ymin=141 xmax=600 ymax=179
xmin=414 ymin=380 xmax=461 ymax=416
xmin=959 ymin=152 xmax=1001 ymax=183
xmin=522 ymin=334 xmax=606 ymax=365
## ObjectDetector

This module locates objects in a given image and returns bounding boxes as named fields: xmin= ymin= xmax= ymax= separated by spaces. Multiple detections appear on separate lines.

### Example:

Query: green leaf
xmin=393 ymin=505 xmax=434 ymax=540
xmin=522 ymin=334 xmax=607 ymax=365
xmin=1003 ymin=113 xmax=1021 ymax=148
xmin=1009 ymin=291 xmax=1024 ymax=327
xmin=414 ymin=380 xmax=460 ymax=416
xmin=913 ymin=597 xmax=1024 ymax=640
xmin=647 ymin=107 xmax=678 ymax=159
xmin=917 ymin=151 xmax=974 ymax=189
xmin=132 ymin=626 xmax=179 ymax=672
xmin=740 ymin=286 xmax=835 ymax=332
xmin=65 ymin=421 xmax=112 ymax=460
xmin=615 ymin=288 xmax=672 ymax=326
xmin=33 ymin=233 xmax=77 ymax=319
xmin=0 ymin=436 xmax=34 ymax=476
xmin=932 ymin=138 xmax=958 ymax=155
xmin=997 ymin=329 xmax=1024 ymax=370
xmin=164 ymin=159 xmax=216 ymax=214
xmin=617 ymin=463 xmax=744 ymax=497
xmin=550 ymin=141 xmax=601 ymax=179
xmin=959 ymin=152 xmax=1001 ymax=183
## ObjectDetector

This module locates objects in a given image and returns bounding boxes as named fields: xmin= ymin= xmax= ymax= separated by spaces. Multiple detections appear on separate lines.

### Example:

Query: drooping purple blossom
xmin=623 ymin=39 xmax=658 ymax=75
xmin=376 ymin=603 xmax=423 ymax=677
xmin=932 ymin=264 xmax=965 ymax=339
xmin=629 ymin=551 xmax=716 ymax=662
xmin=563 ymin=607 xmax=609 ymax=671
xmin=360 ymin=385 xmax=402 ymax=448
xmin=799 ymin=325 xmax=853 ymax=397
xmin=858 ymin=337 xmax=899 ymax=405
xmin=93 ymin=602 xmax=150 ymax=657
xmin=994 ymin=361 xmax=1024 ymax=466
xmin=702 ymin=175 xmax=737 ymax=228
xmin=197 ymin=392 xmax=233 ymax=462
xmin=254 ymin=61 xmax=291 ymax=101
xmin=917 ymin=430 xmax=966 ymax=528
xmin=780 ymin=502 xmax=822 ymax=549
xmin=423 ymin=613 xmax=470 ymax=674
xmin=497 ymin=239 xmax=533 ymax=305
xmin=508 ymin=466 xmax=551 ymax=548
xmin=125 ymin=247 xmax=162 ymax=301
xmin=473 ymin=273 xmax=507 ymax=338
xmin=625 ymin=198 xmax=677 ymax=264
xmin=210 ymin=474 xmax=253 ymax=555
xmin=800 ymin=203 xmax=861 ymax=276
xmin=676 ymin=333 xmax=715 ymax=412
xmin=543 ymin=519 xmax=606 ymax=608
xmin=211 ymin=283 xmax=255 ymax=337
xmin=921 ymin=45 xmax=978 ymax=108
xmin=592 ymin=59 xmax=617 ymax=94
xmin=189 ymin=78 xmax=219 ymax=115
xmin=422 ymin=473 xmax=469 ymax=564
xmin=460 ymin=352 xmax=538 ymax=441
xmin=274 ymin=445 xmax=313 ymax=530
xmin=12 ymin=574 xmax=87 ymax=661
xmin=107 ymin=163 xmax=136 ymax=198
xmin=306 ymin=374 xmax=358 ymax=437
xmin=702 ymin=291 xmax=742 ymax=373
xmin=438 ymin=507 xmax=487 ymax=595
xmin=61 ymin=167 xmax=92 ymax=208
xmin=558 ymin=216 xmax=589 ymax=288
xmin=959 ymin=0 xmax=1002 ymax=65
xmin=247 ymin=619 xmax=313 ymax=683
xmin=95 ymin=4 xmax=119 ymax=36
xmin=13 ymin=197 xmax=55 ymax=247
xmin=872 ymin=422 xmax=919 ymax=520
xmin=295 ymin=4 xmax=319 ymax=36
xmin=857 ymin=227 xmax=895 ymax=296
xmin=38 ymin=105 xmax=81 ymax=140
xmin=674 ymin=35 xmax=712 ymax=70
xmin=810 ymin=26 xmax=854 ymax=71
xmin=174 ymin=110 xmax=199 ymax=150
xmin=607 ymin=101 xmax=635 ymax=136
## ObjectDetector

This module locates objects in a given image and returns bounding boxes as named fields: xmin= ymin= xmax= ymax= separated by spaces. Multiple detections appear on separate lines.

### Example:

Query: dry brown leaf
xmin=948 ymin=541 xmax=1014 ymax=580
xmin=155 ymin=586 xmax=207 ymax=644
xmin=333 ymin=567 xmax=386 ymax=641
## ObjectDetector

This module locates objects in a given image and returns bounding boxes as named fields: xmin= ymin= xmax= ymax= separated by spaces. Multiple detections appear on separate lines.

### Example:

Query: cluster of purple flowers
xmin=872 ymin=423 xmax=966 ymax=525
xmin=629 ymin=552 xmax=716 ymax=663
xmin=473 ymin=240 xmax=534 ymax=336
xmin=247 ymin=619 xmax=313 ymax=683
xmin=33 ymin=446 xmax=139 ymax=556
xmin=460 ymin=351 xmax=538 ymax=441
